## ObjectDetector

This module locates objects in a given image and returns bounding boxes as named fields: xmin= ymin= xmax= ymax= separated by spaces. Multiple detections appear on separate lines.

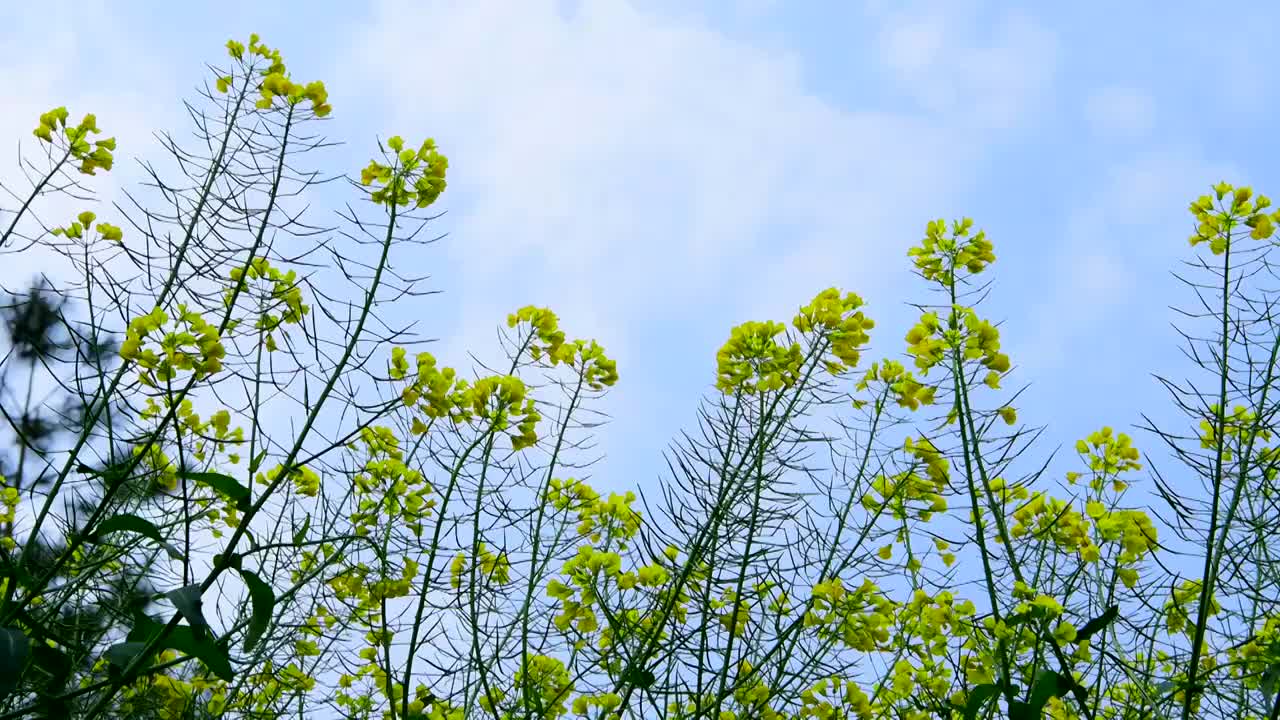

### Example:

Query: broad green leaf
xmin=961 ymin=683 xmax=1000 ymax=720
xmin=0 ymin=627 xmax=30 ymax=696
xmin=128 ymin=613 xmax=234 ymax=682
xmin=1075 ymin=605 xmax=1119 ymax=642
xmin=1010 ymin=670 xmax=1077 ymax=720
xmin=1261 ymin=664 xmax=1280 ymax=705
xmin=621 ymin=666 xmax=656 ymax=690
xmin=292 ymin=514 xmax=310 ymax=546
xmin=28 ymin=643 xmax=72 ymax=690
xmin=178 ymin=470 xmax=251 ymax=511
xmin=248 ymin=450 xmax=268 ymax=475
xmin=166 ymin=585 xmax=210 ymax=638
xmin=91 ymin=514 xmax=183 ymax=561
xmin=105 ymin=641 xmax=151 ymax=676
xmin=238 ymin=569 xmax=275 ymax=652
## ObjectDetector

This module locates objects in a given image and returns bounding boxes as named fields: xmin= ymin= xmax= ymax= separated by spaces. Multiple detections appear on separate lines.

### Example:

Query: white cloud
xmin=341 ymin=0 xmax=1058 ymax=482
xmin=871 ymin=2 xmax=1058 ymax=131
xmin=1084 ymin=86 xmax=1155 ymax=140
xmin=1012 ymin=146 xmax=1238 ymax=377
xmin=0 ymin=3 xmax=184 ymax=290
xmin=0 ymin=0 xmax=1062 ymax=490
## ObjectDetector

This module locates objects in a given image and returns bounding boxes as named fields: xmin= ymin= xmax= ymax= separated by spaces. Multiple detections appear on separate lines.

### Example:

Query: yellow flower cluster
xmin=1164 ymin=578 xmax=1219 ymax=636
xmin=51 ymin=210 xmax=123 ymax=242
xmin=906 ymin=306 xmax=1010 ymax=403
xmin=855 ymin=360 xmax=937 ymax=411
xmin=547 ymin=538 xmax=682 ymax=642
xmin=144 ymin=399 xmax=244 ymax=467
xmin=904 ymin=312 xmax=947 ymax=374
xmin=388 ymin=348 xmax=543 ymax=449
xmin=712 ymin=587 xmax=753 ymax=637
xmin=791 ymin=288 xmax=875 ymax=375
xmin=361 ymin=135 xmax=448 ymax=208
xmin=32 ymin=108 xmax=116 ymax=174
xmin=574 ymin=691 xmax=624 ymax=717
xmin=883 ymin=656 xmax=953 ymax=709
xmin=237 ymin=660 xmax=318 ymax=715
xmin=0 ymin=485 xmax=18 ymax=549
xmin=512 ymin=655 xmax=574 ymax=718
xmin=1198 ymin=403 xmax=1271 ymax=462
xmin=806 ymin=577 xmax=897 ymax=652
xmin=344 ymin=425 xmax=437 ymax=536
xmin=256 ymin=463 xmax=322 ymax=498
xmin=228 ymin=257 xmax=310 ymax=351
xmin=908 ymin=217 xmax=996 ymax=282
xmin=507 ymin=306 xmax=620 ymax=389
xmin=1010 ymin=582 xmax=1064 ymax=618
xmin=222 ymin=34 xmax=331 ymax=116
xmin=119 ymin=305 xmax=227 ymax=385
xmin=1226 ymin=615 xmax=1280 ymax=688
xmin=1071 ymin=426 xmax=1141 ymax=489
xmin=715 ymin=320 xmax=804 ymax=395
xmin=131 ymin=443 xmax=179 ymax=493
xmin=797 ymin=675 xmax=874 ymax=720
xmin=861 ymin=436 xmax=949 ymax=520
xmin=392 ymin=350 xmax=459 ymax=423
xmin=1008 ymin=486 xmax=1099 ymax=562
xmin=1089 ymin=506 xmax=1157 ymax=567
xmin=116 ymin=652 xmax=228 ymax=720
xmin=466 ymin=375 xmax=542 ymax=449
xmin=548 ymin=478 xmax=643 ymax=546
xmin=896 ymin=589 xmax=977 ymax=659
xmin=508 ymin=305 xmax=566 ymax=361
xmin=1188 ymin=182 xmax=1279 ymax=254
xmin=959 ymin=307 xmax=1011 ymax=378
xmin=550 ymin=545 xmax=622 ymax=634
xmin=449 ymin=543 xmax=511 ymax=589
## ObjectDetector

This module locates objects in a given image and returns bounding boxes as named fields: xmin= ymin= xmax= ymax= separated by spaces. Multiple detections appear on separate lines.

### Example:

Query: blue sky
xmin=3 ymin=0 xmax=1277 ymax=502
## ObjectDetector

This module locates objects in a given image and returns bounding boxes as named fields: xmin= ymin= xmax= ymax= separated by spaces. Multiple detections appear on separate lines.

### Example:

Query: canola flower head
xmin=221 ymin=35 xmax=332 ymax=117
xmin=907 ymin=216 xmax=996 ymax=284
xmin=118 ymin=304 xmax=226 ymax=385
xmin=506 ymin=305 xmax=619 ymax=388
xmin=792 ymin=287 xmax=875 ymax=375
xmin=363 ymin=136 xmax=448 ymax=208
xmin=225 ymin=258 xmax=310 ymax=352
xmin=715 ymin=319 xmax=803 ymax=395
xmin=32 ymin=108 xmax=115 ymax=175
xmin=1189 ymin=181 xmax=1280 ymax=253
xmin=857 ymin=359 xmax=938 ymax=410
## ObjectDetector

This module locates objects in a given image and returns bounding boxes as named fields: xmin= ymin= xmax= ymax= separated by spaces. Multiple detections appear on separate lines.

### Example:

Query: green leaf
xmin=1010 ymin=670 xmax=1077 ymax=720
xmin=169 ymin=625 xmax=233 ymax=681
xmin=621 ymin=666 xmax=655 ymax=690
xmin=178 ymin=470 xmax=251 ymax=511
xmin=961 ymin=683 xmax=1000 ymax=720
xmin=166 ymin=585 xmax=210 ymax=639
xmin=105 ymin=641 xmax=151 ymax=677
xmin=1074 ymin=604 xmax=1119 ymax=642
xmin=248 ymin=450 xmax=268 ymax=475
xmin=127 ymin=613 xmax=234 ymax=682
xmin=1261 ymin=663 xmax=1280 ymax=705
xmin=238 ymin=569 xmax=275 ymax=652
xmin=0 ymin=627 xmax=30 ymax=696
xmin=91 ymin=514 xmax=182 ymax=560
xmin=292 ymin=514 xmax=310 ymax=546
xmin=28 ymin=644 xmax=72 ymax=690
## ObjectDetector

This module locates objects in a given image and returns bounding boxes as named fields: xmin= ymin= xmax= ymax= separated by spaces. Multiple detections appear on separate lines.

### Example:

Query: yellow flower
xmin=96 ymin=222 xmax=123 ymax=242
